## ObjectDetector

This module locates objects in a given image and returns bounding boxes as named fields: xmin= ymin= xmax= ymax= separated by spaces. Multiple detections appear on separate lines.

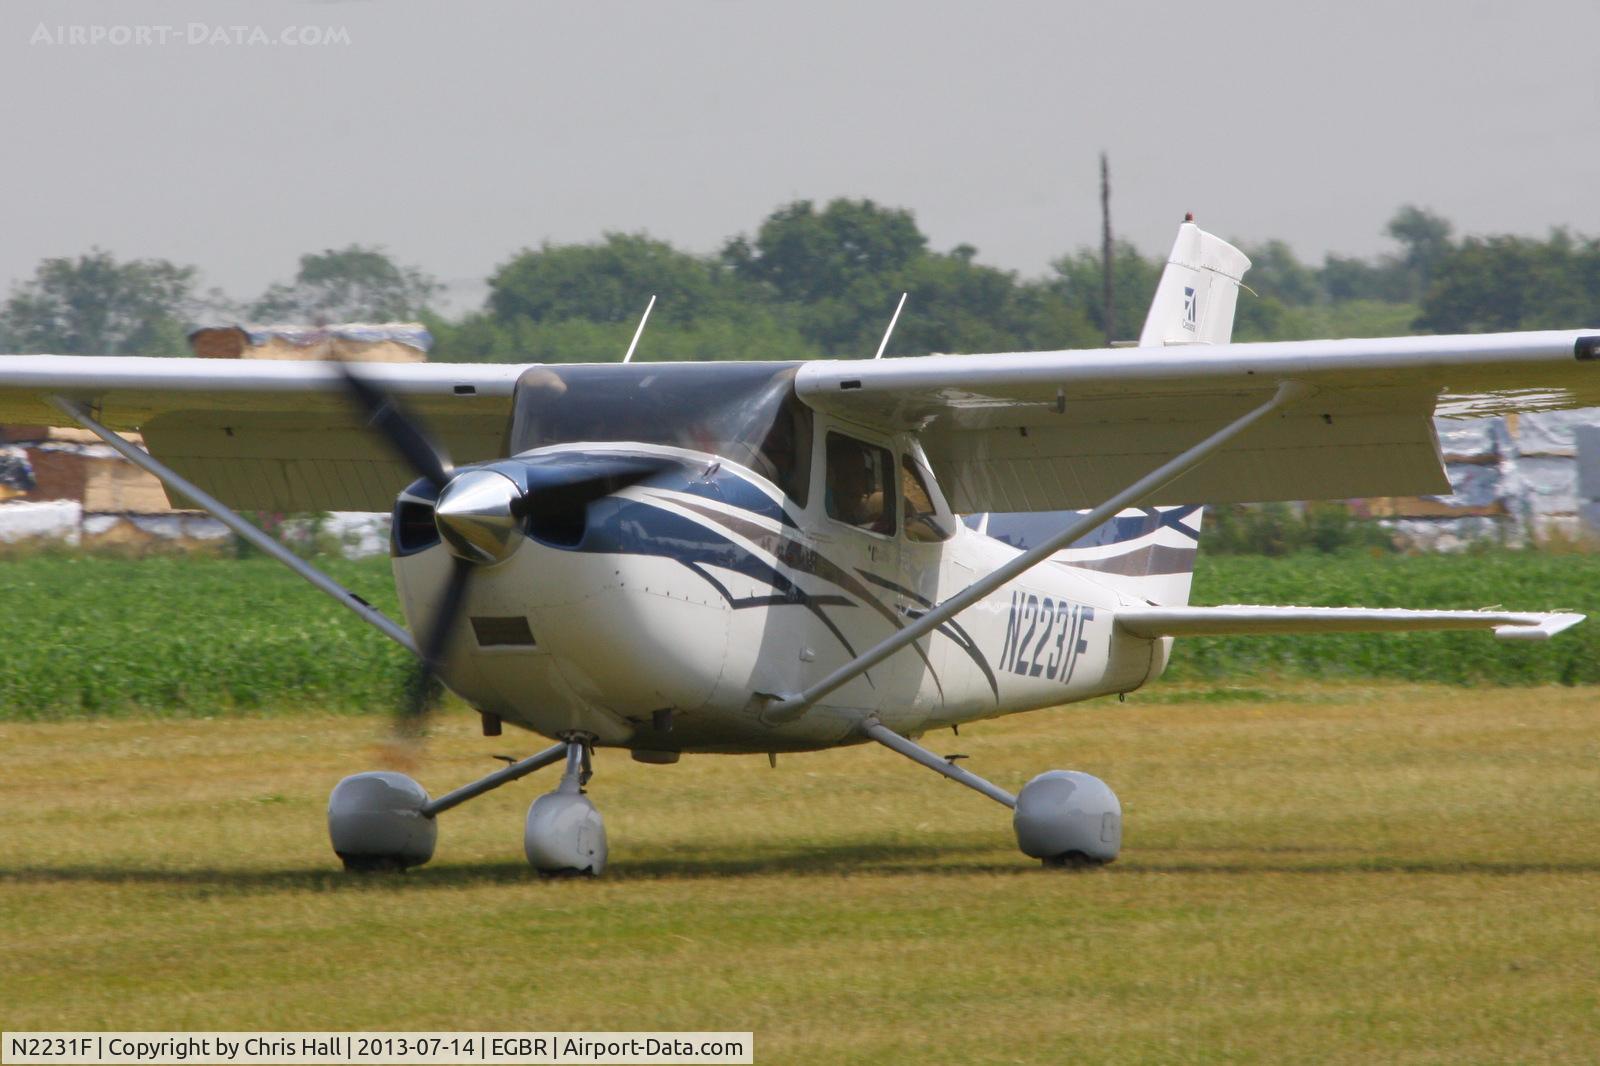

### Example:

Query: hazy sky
xmin=3 ymin=0 xmax=1597 ymax=313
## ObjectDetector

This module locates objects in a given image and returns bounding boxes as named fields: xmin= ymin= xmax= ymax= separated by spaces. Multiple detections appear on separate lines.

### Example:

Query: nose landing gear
xmin=524 ymin=740 xmax=608 ymax=876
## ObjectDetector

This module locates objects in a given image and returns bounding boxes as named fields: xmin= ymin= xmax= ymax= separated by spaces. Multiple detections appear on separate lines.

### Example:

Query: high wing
xmin=1115 ymin=605 xmax=1585 ymax=643
xmin=2 ymin=327 xmax=1597 ymax=517
xmin=795 ymin=331 xmax=1600 ymax=513
xmin=0 ymin=356 xmax=523 ymax=510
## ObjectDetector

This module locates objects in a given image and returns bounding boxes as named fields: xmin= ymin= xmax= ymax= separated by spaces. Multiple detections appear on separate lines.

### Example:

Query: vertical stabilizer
xmin=974 ymin=219 xmax=1252 ymax=608
xmin=1137 ymin=221 xmax=1251 ymax=347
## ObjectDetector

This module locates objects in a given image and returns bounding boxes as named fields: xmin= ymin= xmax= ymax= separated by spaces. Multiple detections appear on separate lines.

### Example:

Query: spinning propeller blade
xmin=337 ymin=363 xmax=454 ymax=491
xmin=334 ymin=363 xmax=468 ymax=738
xmin=398 ymin=554 xmax=473 ymax=736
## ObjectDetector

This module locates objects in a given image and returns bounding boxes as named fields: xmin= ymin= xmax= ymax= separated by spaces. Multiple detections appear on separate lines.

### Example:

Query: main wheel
xmin=327 ymin=771 xmax=437 ymax=872
xmin=1012 ymin=770 xmax=1121 ymax=866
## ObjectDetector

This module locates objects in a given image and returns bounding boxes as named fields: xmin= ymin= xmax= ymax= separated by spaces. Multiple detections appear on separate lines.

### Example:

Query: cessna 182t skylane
xmin=1 ymin=221 xmax=1594 ymax=874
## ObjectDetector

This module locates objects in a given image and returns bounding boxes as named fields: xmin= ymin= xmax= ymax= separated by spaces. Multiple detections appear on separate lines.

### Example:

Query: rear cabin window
xmin=825 ymin=432 xmax=895 ymax=535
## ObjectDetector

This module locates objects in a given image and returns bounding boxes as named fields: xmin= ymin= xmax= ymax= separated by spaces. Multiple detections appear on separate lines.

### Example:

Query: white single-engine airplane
xmin=1 ymin=221 xmax=1594 ymax=874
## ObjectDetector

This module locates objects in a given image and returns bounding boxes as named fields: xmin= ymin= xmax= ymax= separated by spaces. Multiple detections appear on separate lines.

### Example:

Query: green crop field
xmin=0 ymin=554 xmax=411 ymax=716
xmin=3 ymin=685 xmax=1598 ymax=1063
xmin=3 ymin=551 xmax=1599 ymax=717
xmin=1173 ymin=552 xmax=1600 ymax=685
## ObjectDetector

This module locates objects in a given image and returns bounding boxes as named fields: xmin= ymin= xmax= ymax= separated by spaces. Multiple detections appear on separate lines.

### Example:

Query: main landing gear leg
xmin=861 ymin=719 xmax=1122 ymax=867
xmin=327 ymin=741 xmax=570 ymax=872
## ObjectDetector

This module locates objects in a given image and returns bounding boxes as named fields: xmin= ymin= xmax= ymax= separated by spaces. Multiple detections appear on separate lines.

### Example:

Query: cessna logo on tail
xmin=1182 ymin=286 xmax=1198 ymax=332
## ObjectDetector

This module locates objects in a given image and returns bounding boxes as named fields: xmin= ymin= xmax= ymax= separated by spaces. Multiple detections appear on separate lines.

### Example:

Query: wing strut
xmin=763 ymin=379 xmax=1310 ymax=722
xmin=47 ymin=396 xmax=420 ymax=656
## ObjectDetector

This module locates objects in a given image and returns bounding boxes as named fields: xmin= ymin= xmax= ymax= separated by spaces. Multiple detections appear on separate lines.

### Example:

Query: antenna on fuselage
xmin=872 ymin=291 xmax=908 ymax=359
xmin=621 ymin=294 xmax=657 ymax=363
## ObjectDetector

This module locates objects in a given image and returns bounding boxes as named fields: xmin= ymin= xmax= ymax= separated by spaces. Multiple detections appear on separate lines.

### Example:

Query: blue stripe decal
xmin=854 ymin=570 xmax=998 ymax=701
xmin=668 ymin=498 xmax=948 ymax=691
xmin=578 ymin=497 xmax=867 ymax=675
xmin=636 ymin=463 xmax=799 ymax=529
xmin=980 ymin=505 xmax=1202 ymax=552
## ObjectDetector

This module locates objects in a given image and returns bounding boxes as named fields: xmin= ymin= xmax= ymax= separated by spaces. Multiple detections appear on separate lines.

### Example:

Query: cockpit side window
xmin=825 ymin=432 xmax=895 ymax=536
xmin=901 ymin=454 xmax=955 ymax=542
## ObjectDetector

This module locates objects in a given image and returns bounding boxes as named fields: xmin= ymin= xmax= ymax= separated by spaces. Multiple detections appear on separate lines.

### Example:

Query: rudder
xmin=1137 ymin=219 xmax=1251 ymax=347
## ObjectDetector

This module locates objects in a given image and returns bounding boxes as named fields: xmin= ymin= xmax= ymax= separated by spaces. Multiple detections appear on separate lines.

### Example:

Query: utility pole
xmin=1100 ymin=151 xmax=1114 ymax=347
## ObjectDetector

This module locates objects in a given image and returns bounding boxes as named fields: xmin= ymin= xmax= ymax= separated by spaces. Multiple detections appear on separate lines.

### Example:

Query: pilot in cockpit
xmin=827 ymin=444 xmax=889 ymax=533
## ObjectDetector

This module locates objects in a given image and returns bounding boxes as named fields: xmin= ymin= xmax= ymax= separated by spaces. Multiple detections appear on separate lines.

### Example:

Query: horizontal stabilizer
xmin=1115 ymin=605 xmax=1585 ymax=643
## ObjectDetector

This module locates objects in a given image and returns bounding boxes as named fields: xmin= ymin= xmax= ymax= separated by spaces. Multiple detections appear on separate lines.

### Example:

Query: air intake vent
xmin=393 ymin=500 xmax=440 ymax=555
xmin=525 ymin=479 xmax=614 ymax=547
xmin=470 ymin=616 xmax=536 ymax=647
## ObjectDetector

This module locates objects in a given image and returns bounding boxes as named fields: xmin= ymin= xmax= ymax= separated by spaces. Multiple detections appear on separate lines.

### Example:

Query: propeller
xmin=336 ymin=363 xmax=473 ymax=740
xmin=335 ymin=363 xmax=681 ymax=741
xmin=338 ymin=366 xmax=452 ymax=491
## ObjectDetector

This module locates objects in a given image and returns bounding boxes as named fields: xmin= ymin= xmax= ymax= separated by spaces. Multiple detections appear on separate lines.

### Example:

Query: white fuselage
xmin=394 ymin=438 xmax=1170 ymax=754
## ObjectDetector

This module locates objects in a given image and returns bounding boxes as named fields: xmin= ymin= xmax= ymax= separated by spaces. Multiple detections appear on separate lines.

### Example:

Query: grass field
xmin=4 ymin=684 xmax=1598 ymax=1063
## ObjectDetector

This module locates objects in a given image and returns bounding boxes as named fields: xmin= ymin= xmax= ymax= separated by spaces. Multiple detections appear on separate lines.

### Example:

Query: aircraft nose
xmin=434 ymin=469 xmax=524 ymax=564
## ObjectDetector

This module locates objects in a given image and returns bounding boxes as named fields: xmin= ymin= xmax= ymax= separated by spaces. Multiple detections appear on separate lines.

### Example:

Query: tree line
xmin=2 ymin=200 xmax=1596 ymax=362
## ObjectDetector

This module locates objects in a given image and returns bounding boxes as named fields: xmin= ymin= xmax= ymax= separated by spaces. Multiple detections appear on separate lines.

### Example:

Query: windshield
xmin=509 ymin=362 xmax=813 ymax=504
